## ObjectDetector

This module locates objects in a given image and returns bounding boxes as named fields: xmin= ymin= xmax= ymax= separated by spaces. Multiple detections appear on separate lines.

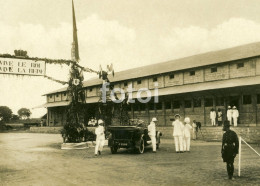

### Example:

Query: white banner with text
xmin=0 ymin=57 xmax=45 ymax=76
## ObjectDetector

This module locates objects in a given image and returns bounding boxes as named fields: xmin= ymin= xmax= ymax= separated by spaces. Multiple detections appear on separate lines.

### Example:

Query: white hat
xmin=152 ymin=117 xmax=158 ymax=122
xmin=233 ymin=106 xmax=237 ymax=109
xmin=228 ymin=106 xmax=231 ymax=109
xmin=98 ymin=119 xmax=104 ymax=125
xmin=184 ymin=117 xmax=190 ymax=123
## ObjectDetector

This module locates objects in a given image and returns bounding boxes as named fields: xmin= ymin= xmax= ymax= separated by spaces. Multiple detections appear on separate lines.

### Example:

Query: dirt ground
xmin=0 ymin=133 xmax=260 ymax=186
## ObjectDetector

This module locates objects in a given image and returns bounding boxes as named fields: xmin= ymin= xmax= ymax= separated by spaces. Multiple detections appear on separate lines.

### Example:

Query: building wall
xmin=184 ymin=69 xmax=204 ymax=84
xmin=133 ymin=79 xmax=148 ymax=90
xmin=205 ymin=64 xmax=229 ymax=81
xmin=86 ymin=87 xmax=97 ymax=97
xmin=164 ymin=72 xmax=183 ymax=87
xmin=148 ymin=75 xmax=164 ymax=89
xmin=54 ymin=93 xmax=61 ymax=102
xmin=47 ymin=94 xmax=54 ymax=103
xmin=61 ymin=92 xmax=68 ymax=101
xmin=230 ymin=59 xmax=256 ymax=78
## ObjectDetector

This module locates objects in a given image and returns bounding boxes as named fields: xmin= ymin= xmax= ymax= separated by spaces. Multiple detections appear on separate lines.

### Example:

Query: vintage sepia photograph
xmin=0 ymin=0 xmax=260 ymax=185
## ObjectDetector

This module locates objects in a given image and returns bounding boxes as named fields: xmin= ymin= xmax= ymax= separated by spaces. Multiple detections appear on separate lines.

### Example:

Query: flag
xmin=71 ymin=0 xmax=80 ymax=62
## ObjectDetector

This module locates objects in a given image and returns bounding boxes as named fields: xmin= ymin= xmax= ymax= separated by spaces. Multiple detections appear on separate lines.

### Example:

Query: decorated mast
xmin=62 ymin=0 xmax=88 ymax=143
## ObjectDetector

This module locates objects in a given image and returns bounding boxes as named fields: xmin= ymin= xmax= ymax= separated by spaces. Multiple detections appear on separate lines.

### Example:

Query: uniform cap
xmin=152 ymin=117 xmax=158 ymax=122
xmin=184 ymin=117 xmax=190 ymax=123
xmin=228 ymin=106 xmax=231 ymax=109
xmin=233 ymin=106 xmax=237 ymax=109
xmin=98 ymin=119 xmax=104 ymax=125
xmin=174 ymin=114 xmax=181 ymax=118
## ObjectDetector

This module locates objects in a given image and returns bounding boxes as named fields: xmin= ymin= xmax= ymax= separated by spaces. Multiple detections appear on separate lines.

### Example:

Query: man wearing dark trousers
xmin=221 ymin=121 xmax=239 ymax=180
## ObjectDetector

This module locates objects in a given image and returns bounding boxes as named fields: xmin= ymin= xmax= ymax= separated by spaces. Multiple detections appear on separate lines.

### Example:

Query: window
xmin=165 ymin=101 xmax=171 ymax=109
xmin=63 ymin=93 xmax=67 ymax=96
xmin=49 ymin=95 xmax=52 ymax=98
xmin=211 ymin=67 xmax=217 ymax=73
xmin=137 ymin=80 xmax=142 ymax=84
xmin=193 ymin=98 xmax=201 ymax=107
xmin=140 ymin=103 xmax=146 ymax=111
xmin=257 ymin=94 xmax=260 ymax=104
xmin=56 ymin=94 xmax=59 ymax=97
xmin=237 ymin=62 xmax=244 ymax=69
xmin=124 ymin=82 xmax=128 ymax=87
xmin=153 ymin=77 xmax=158 ymax=82
xmin=184 ymin=100 xmax=192 ymax=108
xmin=243 ymin=95 xmax=251 ymax=105
xmin=155 ymin=102 xmax=162 ymax=110
xmin=205 ymin=98 xmax=213 ymax=107
xmin=89 ymin=88 xmax=92 ymax=92
xmin=216 ymin=97 xmax=224 ymax=106
xmin=173 ymin=101 xmax=180 ymax=109
xmin=169 ymin=74 xmax=175 ymax=79
xmin=190 ymin=71 xmax=195 ymax=76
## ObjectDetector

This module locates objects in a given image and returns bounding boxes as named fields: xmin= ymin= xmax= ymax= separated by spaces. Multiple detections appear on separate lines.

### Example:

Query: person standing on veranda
xmin=148 ymin=117 xmax=158 ymax=153
xmin=94 ymin=119 xmax=105 ymax=156
xmin=172 ymin=114 xmax=184 ymax=153
xmin=232 ymin=106 xmax=239 ymax=127
xmin=227 ymin=106 xmax=233 ymax=125
xmin=183 ymin=117 xmax=192 ymax=152
xmin=217 ymin=108 xmax=223 ymax=126
xmin=210 ymin=108 xmax=216 ymax=126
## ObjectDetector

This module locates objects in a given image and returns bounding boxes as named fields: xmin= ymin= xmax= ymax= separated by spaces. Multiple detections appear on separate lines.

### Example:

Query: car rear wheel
xmin=110 ymin=145 xmax=118 ymax=154
xmin=136 ymin=138 xmax=144 ymax=154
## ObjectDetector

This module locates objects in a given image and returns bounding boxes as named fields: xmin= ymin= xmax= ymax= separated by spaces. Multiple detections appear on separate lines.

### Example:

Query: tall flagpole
xmin=71 ymin=0 xmax=80 ymax=62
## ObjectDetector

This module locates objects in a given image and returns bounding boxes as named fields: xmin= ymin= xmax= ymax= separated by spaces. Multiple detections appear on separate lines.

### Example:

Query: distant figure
xmin=227 ymin=106 xmax=233 ymax=125
xmin=148 ymin=117 xmax=158 ymax=153
xmin=95 ymin=119 xmax=105 ymax=157
xmin=172 ymin=114 xmax=184 ymax=153
xmin=232 ymin=106 xmax=239 ymax=127
xmin=183 ymin=117 xmax=192 ymax=152
xmin=210 ymin=108 xmax=216 ymax=126
xmin=88 ymin=117 xmax=96 ymax=126
xmin=221 ymin=121 xmax=239 ymax=180
xmin=217 ymin=108 xmax=223 ymax=126
xmin=192 ymin=120 xmax=197 ymax=140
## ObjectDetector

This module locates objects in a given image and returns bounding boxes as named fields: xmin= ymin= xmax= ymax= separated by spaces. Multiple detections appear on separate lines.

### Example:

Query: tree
xmin=11 ymin=114 xmax=20 ymax=122
xmin=0 ymin=106 xmax=13 ymax=123
xmin=17 ymin=108 xmax=31 ymax=120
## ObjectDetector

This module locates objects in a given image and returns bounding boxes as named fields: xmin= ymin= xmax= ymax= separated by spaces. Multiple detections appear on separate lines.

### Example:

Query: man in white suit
xmin=232 ymin=106 xmax=239 ymax=127
xmin=172 ymin=114 xmax=184 ymax=153
xmin=95 ymin=119 xmax=105 ymax=156
xmin=148 ymin=117 xmax=158 ymax=153
xmin=227 ymin=106 xmax=233 ymax=125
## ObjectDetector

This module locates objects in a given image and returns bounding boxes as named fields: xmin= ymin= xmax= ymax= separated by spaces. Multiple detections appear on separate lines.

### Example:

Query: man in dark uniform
xmin=221 ymin=121 xmax=239 ymax=180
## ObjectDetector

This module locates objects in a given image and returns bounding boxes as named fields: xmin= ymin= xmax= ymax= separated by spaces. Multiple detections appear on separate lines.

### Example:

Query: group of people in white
xmin=210 ymin=106 xmax=239 ymax=127
xmin=94 ymin=106 xmax=240 ymax=156
xmin=148 ymin=114 xmax=194 ymax=153
xmin=172 ymin=114 xmax=193 ymax=153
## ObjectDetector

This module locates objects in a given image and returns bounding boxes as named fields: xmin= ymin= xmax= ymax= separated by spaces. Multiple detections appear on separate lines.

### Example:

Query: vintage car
xmin=107 ymin=120 xmax=162 ymax=154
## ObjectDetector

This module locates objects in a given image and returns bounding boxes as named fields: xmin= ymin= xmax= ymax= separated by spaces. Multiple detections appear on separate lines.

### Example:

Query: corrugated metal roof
xmin=45 ymin=42 xmax=260 ymax=95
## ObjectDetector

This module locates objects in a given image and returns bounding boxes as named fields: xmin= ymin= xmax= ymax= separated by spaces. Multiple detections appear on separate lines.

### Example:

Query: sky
xmin=1 ymin=0 xmax=260 ymax=117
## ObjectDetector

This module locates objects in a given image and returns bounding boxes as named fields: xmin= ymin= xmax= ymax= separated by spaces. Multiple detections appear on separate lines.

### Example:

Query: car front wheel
xmin=110 ymin=145 xmax=118 ymax=154
xmin=136 ymin=138 xmax=144 ymax=154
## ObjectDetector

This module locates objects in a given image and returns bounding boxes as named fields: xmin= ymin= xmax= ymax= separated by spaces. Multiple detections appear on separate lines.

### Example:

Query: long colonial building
xmin=43 ymin=42 xmax=260 ymax=127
